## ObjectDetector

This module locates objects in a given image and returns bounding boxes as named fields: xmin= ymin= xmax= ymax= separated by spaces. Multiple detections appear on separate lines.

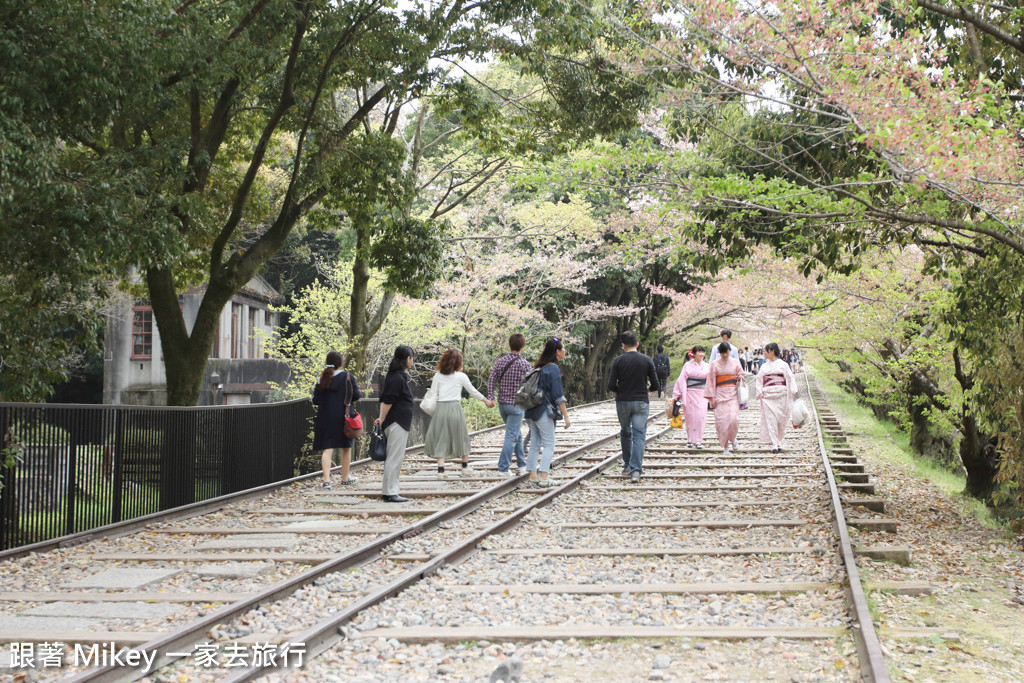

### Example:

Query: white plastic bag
xmin=791 ymin=398 xmax=808 ymax=428
xmin=738 ymin=377 xmax=749 ymax=406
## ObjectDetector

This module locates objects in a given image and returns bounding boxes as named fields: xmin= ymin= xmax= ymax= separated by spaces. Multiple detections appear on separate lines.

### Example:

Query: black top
xmin=653 ymin=352 xmax=671 ymax=378
xmin=607 ymin=351 xmax=660 ymax=403
xmin=312 ymin=371 xmax=361 ymax=450
xmin=379 ymin=370 xmax=414 ymax=431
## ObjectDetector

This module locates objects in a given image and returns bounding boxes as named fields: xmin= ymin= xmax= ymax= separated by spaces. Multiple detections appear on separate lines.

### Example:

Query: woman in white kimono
xmin=755 ymin=342 xmax=798 ymax=453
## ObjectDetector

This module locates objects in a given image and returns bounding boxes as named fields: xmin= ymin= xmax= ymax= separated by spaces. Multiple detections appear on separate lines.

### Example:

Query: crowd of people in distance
xmin=310 ymin=328 xmax=805 ymax=502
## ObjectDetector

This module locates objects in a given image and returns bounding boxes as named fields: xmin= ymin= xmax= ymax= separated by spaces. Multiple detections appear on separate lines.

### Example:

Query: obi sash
xmin=762 ymin=373 xmax=786 ymax=387
xmin=715 ymin=374 xmax=739 ymax=386
xmin=686 ymin=377 xmax=706 ymax=389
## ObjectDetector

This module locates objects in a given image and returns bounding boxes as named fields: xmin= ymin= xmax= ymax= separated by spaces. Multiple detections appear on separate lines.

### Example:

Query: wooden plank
xmin=537 ymin=519 xmax=810 ymax=530
xmin=487 ymin=546 xmax=827 ymax=558
xmin=856 ymin=546 xmax=911 ymax=565
xmin=848 ymin=518 xmax=898 ymax=533
xmin=448 ymin=581 xmax=834 ymax=595
xmin=498 ymin=499 xmax=817 ymax=511
xmin=88 ymin=553 xmax=334 ymax=563
xmin=881 ymin=628 xmax=959 ymax=641
xmin=147 ymin=526 xmax=395 ymax=535
xmin=556 ymin=484 xmax=815 ymax=492
xmin=602 ymin=473 xmax=816 ymax=480
xmin=842 ymin=497 xmax=886 ymax=512
xmin=252 ymin=507 xmax=445 ymax=516
xmin=0 ymin=630 xmax=165 ymax=645
xmin=360 ymin=625 xmax=845 ymax=643
xmin=0 ymin=591 xmax=252 ymax=603
xmin=837 ymin=482 xmax=876 ymax=494
xmin=865 ymin=581 xmax=931 ymax=596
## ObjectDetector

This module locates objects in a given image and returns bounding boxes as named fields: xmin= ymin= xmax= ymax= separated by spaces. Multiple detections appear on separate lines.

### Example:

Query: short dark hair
xmin=691 ymin=345 xmax=705 ymax=355
xmin=657 ymin=345 xmax=664 ymax=353
xmin=765 ymin=342 xmax=781 ymax=356
xmin=509 ymin=333 xmax=526 ymax=352
xmin=718 ymin=341 xmax=731 ymax=356
xmin=621 ymin=331 xmax=638 ymax=347
xmin=720 ymin=329 xmax=732 ymax=339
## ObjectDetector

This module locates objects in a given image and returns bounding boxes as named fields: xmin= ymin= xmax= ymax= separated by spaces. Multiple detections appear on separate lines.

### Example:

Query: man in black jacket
xmin=608 ymin=331 xmax=660 ymax=483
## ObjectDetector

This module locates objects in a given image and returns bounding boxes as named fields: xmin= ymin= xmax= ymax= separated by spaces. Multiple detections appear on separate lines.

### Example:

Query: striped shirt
xmin=487 ymin=352 xmax=532 ymax=405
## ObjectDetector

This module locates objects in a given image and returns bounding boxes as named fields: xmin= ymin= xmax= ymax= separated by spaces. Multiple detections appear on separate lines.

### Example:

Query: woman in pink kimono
xmin=704 ymin=341 xmax=744 ymax=454
xmin=756 ymin=342 xmax=799 ymax=453
xmin=672 ymin=345 xmax=710 ymax=449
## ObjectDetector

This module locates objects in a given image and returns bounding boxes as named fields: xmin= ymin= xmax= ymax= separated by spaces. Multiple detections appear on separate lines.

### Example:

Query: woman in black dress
xmin=312 ymin=351 xmax=361 ymax=488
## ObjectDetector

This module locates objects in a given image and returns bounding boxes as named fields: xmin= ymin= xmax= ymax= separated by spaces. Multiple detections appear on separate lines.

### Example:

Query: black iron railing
xmin=0 ymin=399 xmax=313 ymax=551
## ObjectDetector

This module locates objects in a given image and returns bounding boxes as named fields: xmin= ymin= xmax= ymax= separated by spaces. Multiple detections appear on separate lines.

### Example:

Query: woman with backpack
xmin=522 ymin=337 xmax=572 ymax=487
xmin=312 ymin=351 xmax=361 ymax=489
xmin=425 ymin=349 xmax=495 ymax=478
xmin=704 ymin=341 xmax=744 ymax=455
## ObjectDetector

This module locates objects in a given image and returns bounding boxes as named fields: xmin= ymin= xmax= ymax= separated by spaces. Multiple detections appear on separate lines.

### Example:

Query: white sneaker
xmin=436 ymin=471 xmax=448 ymax=479
xmin=723 ymin=447 xmax=731 ymax=455
xmin=339 ymin=476 xmax=358 ymax=486
xmin=497 ymin=470 xmax=515 ymax=478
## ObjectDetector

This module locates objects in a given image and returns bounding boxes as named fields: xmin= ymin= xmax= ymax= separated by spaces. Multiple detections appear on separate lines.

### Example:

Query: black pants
xmin=657 ymin=374 xmax=669 ymax=398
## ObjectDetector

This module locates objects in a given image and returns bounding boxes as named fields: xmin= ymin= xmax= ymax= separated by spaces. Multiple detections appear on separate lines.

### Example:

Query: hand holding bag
xmin=369 ymin=424 xmax=388 ymax=461
xmin=343 ymin=374 xmax=364 ymax=438
xmin=420 ymin=374 xmax=439 ymax=416
xmin=738 ymin=375 xmax=749 ymax=408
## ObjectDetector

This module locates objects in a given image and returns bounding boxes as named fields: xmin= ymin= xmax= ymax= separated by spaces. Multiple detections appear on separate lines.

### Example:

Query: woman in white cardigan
xmin=425 ymin=348 xmax=494 ymax=477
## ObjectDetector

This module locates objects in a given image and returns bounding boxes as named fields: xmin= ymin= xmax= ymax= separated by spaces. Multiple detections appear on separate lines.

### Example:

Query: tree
xmin=1 ymin=0 xmax=652 ymax=404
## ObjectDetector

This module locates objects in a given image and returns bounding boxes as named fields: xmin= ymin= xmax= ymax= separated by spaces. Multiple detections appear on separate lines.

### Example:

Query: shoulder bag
xmin=420 ymin=374 xmax=439 ymax=416
xmin=343 ymin=373 xmax=364 ymax=439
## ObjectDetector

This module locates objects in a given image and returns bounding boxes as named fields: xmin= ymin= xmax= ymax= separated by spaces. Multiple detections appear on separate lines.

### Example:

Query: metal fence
xmin=0 ymin=399 xmax=314 ymax=551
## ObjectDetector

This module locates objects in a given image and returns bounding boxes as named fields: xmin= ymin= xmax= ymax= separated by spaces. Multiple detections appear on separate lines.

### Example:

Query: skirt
xmin=424 ymin=400 xmax=471 ymax=459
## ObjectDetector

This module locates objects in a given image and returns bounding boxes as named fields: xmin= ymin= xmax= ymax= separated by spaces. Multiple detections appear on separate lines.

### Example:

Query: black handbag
xmin=369 ymin=424 xmax=387 ymax=461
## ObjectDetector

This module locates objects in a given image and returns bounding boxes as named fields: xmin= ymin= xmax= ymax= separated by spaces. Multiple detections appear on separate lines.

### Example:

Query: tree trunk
xmin=148 ymin=267 xmax=233 ymax=406
xmin=347 ymin=220 xmax=375 ymax=378
xmin=953 ymin=348 xmax=1000 ymax=501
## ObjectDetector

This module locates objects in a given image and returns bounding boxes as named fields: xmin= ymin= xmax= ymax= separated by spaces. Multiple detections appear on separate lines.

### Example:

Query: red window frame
xmin=131 ymin=305 xmax=153 ymax=359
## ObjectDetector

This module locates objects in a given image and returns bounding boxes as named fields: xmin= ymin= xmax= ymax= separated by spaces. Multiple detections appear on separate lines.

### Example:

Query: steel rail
xmin=803 ymin=372 xmax=890 ymax=683
xmin=221 ymin=421 xmax=672 ymax=682
xmin=66 ymin=403 xmax=632 ymax=683
xmin=0 ymin=400 xmax=612 ymax=563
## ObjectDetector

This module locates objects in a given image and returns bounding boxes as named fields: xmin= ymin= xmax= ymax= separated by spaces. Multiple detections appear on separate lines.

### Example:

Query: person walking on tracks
xmin=312 ymin=351 xmax=362 ymax=489
xmin=425 ymin=349 xmax=494 ymax=478
xmin=608 ymin=331 xmax=660 ymax=483
xmin=672 ymin=344 xmax=710 ymax=450
xmin=652 ymin=345 xmax=671 ymax=398
xmin=756 ymin=342 xmax=799 ymax=454
xmin=521 ymin=337 xmax=572 ymax=487
xmin=374 ymin=345 xmax=416 ymax=503
xmin=487 ymin=333 xmax=532 ymax=477
xmin=704 ymin=341 xmax=744 ymax=455
xmin=707 ymin=329 xmax=740 ymax=364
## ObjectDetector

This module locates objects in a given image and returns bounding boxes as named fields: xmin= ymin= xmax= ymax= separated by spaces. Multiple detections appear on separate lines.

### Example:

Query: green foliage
xmin=461 ymin=398 xmax=504 ymax=433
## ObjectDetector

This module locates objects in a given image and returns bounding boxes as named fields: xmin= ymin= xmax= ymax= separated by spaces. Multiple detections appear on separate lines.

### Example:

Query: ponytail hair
xmin=319 ymin=351 xmax=344 ymax=390
xmin=387 ymin=345 xmax=415 ymax=375
xmin=535 ymin=337 xmax=564 ymax=367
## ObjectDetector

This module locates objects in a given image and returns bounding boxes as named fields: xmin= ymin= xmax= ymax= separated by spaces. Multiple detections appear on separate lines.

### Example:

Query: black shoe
xmin=382 ymin=494 xmax=409 ymax=503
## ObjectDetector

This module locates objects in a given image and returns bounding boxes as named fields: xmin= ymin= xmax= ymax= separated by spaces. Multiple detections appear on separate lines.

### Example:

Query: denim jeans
xmin=497 ymin=403 xmax=526 ymax=471
xmin=525 ymin=413 xmax=556 ymax=473
xmin=616 ymin=400 xmax=650 ymax=472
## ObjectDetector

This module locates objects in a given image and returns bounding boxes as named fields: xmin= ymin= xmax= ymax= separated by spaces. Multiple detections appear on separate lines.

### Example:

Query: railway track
xmin=180 ymin=372 xmax=893 ymax=683
xmin=0 ymin=400 xmax=639 ymax=681
xmin=0 ymin=374 xmax=903 ymax=682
